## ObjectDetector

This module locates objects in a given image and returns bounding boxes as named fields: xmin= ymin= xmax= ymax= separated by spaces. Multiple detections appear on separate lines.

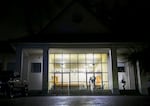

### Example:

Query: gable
xmin=42 ymin=2 xmax=111 ymax=34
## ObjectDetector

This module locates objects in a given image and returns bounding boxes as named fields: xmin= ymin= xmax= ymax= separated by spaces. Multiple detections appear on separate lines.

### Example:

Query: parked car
xmin=0 ymin=71 xmax=28 ymax=98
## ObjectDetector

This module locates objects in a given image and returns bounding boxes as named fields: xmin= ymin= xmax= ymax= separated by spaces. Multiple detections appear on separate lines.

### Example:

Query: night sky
xmin=0 ymin=0 xmax=150 ymax=42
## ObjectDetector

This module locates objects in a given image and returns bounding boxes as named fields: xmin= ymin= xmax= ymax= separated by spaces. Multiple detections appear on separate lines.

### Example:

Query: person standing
xmin=89 ymin=77 xmax=94 ymax=92
xmin=89 ymin=76 xmax=96 ymax=93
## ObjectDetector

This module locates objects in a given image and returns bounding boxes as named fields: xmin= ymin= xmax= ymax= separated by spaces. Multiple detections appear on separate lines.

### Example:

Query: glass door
xmin=87 ymin=72 xmax=94 ymax=90
xmin=95 ymin=72 xmax=102 ymax=89
xmin=62 ymin=72 xmax=70 ymax=95
xmin=87 ymin=72 xmax=102 ymax=90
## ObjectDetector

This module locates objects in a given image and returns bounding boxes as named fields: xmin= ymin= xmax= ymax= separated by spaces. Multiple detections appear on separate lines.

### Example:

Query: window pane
xmin=63 ymin=54 xmax=70 ymax=63
xmin=78 ymin=64 xmax=86 ymax=72
xmin=71 ymin=64 xmax=78 ymax=72
xmin=95 ymin=63 xmax=101 ymax=72
xmin=71 ymin=54 xmax=77 ymax=63
xmin=78 ymin=54 xmax=85 ymax=63
xmin=79 ymin=73 xmax=86 ymax=90
xmin=55 ymin=63 xmax=62 ymax=72
xmin=95 ymin=73 xmax=102 ymax=88
xmin=103 ymin=82 xmax=109 ymax=89
xmin=102 ymin=73 xmax=108 ymax=81
xmin=102 ymin=54 xmax=107 ymax=62
xmin=55 ymin=54 xmax=62 ymax=63
xmin=86 ymin=54 xmax=93 ymax=63
xmin=94 ymin=54 xmax=101 ymax=64
xmin=70 ymin=72 xmax=78 ymax=89
xmin=102 ymin=63 xmax=107 ymax=72
xmin=87 ymin=64 xmax=94 ymax=72
xmin=49 ymin=64 xmax=54 ymax=72
xmin=62 ymin=64 xmax=70 ymax=72
xmin=31 ymin=63 xmax=41 ymax=73
xmin=49 ymin=54 xmax=54 ymax=63
xmin=63 ymin=74 xmax=69 ymax=88
xmin=55 ymin=73 xmax=62 ymax=90
xmin=49 ymin=73 xmax=54 ymax=90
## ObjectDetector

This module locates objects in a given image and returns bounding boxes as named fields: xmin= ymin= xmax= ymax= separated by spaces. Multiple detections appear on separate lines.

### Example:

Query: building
xmin=1 ymin=41 xmax=149 ymax=96
xmin=0 ymin=0 xmax=150 ymax=96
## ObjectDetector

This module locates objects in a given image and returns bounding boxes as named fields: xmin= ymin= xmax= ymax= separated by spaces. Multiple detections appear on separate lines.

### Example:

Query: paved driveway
xmin=0 ymin=96 xmax=150 ymax=106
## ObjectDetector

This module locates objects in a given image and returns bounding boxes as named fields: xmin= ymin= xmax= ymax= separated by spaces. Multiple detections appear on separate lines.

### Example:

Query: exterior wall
xmin=141 ymin=72 xmax=149 ymax=95
xmin=140 ymin=68 xmax=150 ymax=95
xmin=16 ymin=42 xmax=147 ymax=95
xmin=22 ymin=54 xmax=43 ymax=90
xmin=128 ymin=64 xmax=136 ymax=89
xmin=21 ymin=53 xmax=29 ymax=81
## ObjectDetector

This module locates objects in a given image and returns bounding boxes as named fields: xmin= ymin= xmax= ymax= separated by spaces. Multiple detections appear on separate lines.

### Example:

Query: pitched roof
xmin=7 ymin=0 xmax=150 ymax=43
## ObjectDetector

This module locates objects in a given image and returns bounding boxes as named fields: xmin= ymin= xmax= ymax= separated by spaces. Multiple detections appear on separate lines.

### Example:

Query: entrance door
xmin=62 ymin=72 xmax=70 ymax=95
xmin=87 ymin=72 xmax=102 ymax=90
xmin=87 ymin=73 xmax=94 ymax=90
xmin=95 ymin=72 xmax=102 ymax=89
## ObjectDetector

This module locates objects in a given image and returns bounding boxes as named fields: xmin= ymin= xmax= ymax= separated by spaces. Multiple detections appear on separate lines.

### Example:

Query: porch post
xmin=111 ymin=47 xmax=120 ymax=95
xmin=42 ymin=47 xmax=49 ymax=94
xmin=16 ymin=46 xmax=22 ymax=74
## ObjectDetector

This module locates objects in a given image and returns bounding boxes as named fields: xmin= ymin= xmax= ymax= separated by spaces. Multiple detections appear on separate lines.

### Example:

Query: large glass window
xmin=48 ymin=50 xmax=109 ymax=91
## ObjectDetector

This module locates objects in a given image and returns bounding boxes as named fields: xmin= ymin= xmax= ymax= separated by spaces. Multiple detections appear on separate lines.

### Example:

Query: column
xmin=42 ymin=47 xmax=49 ymax=94
xmin=111 ymin=47 xmax=120 ymax=94
xmin=136 ymin=61 xmax=142 ymax=94
xmin=16 ymin=46 xmax=22 ymax=74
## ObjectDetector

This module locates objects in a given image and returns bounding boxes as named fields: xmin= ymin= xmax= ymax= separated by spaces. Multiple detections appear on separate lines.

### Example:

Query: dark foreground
xmin=0 ymin=96 xmax=150 ymax=106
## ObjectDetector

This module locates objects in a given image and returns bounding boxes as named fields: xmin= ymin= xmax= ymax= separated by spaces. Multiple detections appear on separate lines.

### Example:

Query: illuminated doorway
xmin=48 ymin=48 xmax=109 ymax=94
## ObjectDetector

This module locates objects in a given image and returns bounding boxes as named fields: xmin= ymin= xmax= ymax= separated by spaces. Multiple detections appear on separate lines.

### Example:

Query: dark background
xmin=0 ymin=0 xmax=150 ymax=43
